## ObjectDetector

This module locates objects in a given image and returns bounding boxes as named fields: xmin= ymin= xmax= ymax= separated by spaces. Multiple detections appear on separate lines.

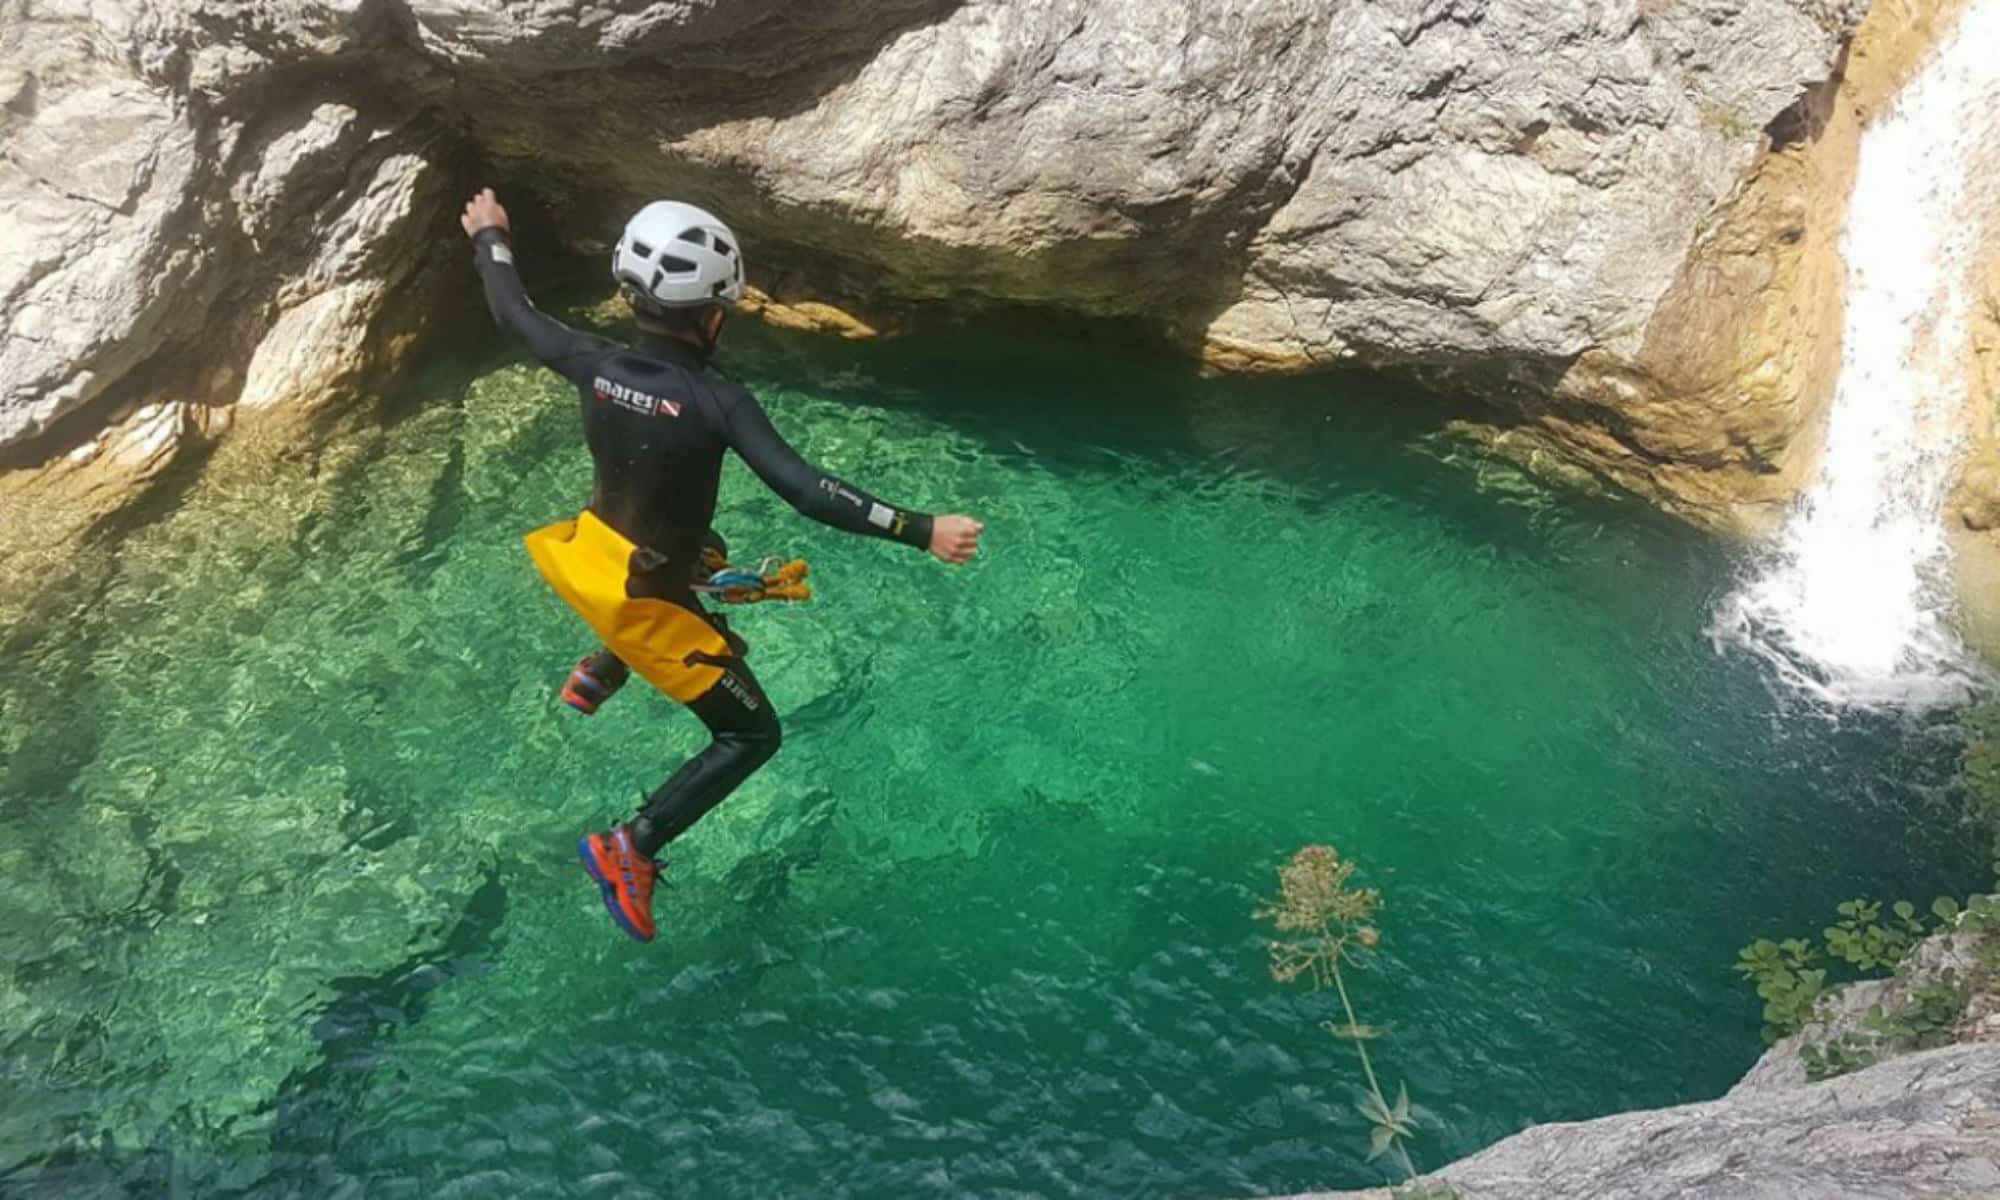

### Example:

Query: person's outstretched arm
xmin=460 ymin=188 xmax=608 ymax=381
xmin=722 ymin=390 xmax=984 ymax=564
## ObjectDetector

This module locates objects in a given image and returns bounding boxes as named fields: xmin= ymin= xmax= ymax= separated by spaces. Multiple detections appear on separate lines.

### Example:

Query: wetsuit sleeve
xmin=469 ymin=226 xmax=608 ymax=382
xmin=719 ymin=390 xmax=935 ymax=550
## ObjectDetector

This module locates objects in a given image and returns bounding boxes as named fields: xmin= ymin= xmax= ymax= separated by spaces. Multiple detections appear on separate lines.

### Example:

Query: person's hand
xmin=460 ymin=187 xmax=510 ymax=238
xmin=929 ymin=515 xmax=984 ymax=565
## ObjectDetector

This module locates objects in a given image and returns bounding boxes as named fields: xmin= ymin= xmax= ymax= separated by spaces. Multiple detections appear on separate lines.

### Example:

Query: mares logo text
xmin=716 ymin=671 xmax=761 ymax=712
xmin=594 ymin=376 xmax=683 ymax=419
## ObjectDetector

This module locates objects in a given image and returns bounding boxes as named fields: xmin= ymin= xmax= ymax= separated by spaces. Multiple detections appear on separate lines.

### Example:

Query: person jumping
xmin=459 ymin=187 xmax=983 ymax=942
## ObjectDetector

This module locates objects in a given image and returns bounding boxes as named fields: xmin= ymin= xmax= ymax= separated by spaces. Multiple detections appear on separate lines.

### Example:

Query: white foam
xmin=1712 ymin=0 xmax=2000 ymax=710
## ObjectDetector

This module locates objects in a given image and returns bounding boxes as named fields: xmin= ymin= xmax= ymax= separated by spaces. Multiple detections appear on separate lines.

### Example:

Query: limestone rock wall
xmin=0 ymin=0 xmax=1876 ymax=549
xmin=450 ymin=0 xmax=1867 ymax=533
xmin=0 ymin=0 xmax=456 ymax=548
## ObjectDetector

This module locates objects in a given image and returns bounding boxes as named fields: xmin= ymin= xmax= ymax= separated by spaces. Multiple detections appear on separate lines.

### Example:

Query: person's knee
xmin=722 ymin=711 xmax=782 ymax=768
xmin=747 ymin=713 xmax=782 ymax=764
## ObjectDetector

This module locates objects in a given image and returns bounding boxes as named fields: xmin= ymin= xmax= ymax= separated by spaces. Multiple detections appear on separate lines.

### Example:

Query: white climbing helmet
xmin=611 ymin=200 xmax=746 ymax=311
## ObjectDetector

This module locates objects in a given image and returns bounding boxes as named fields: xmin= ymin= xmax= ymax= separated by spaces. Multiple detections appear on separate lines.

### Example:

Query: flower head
xmin=1255 ymin=845 xmax=1387 ymax=989
xmin=1256 ymin=845 xmax=1381 ymax=932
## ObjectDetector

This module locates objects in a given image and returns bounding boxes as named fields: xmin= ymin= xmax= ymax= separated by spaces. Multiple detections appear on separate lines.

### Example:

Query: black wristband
xmin=471 ymin=226 xmax=511 ymax=259
xmin=899 ymin=512 xmax=934 ymax=551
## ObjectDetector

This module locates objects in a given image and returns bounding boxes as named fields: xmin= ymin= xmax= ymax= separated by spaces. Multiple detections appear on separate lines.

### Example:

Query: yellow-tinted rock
xmin=738 ymin=287 xmax=882 ymax=340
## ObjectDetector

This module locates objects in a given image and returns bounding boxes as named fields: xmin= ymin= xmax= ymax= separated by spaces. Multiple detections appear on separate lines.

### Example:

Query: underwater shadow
xmin=234 ymin=857 xmax=510 ymax=1198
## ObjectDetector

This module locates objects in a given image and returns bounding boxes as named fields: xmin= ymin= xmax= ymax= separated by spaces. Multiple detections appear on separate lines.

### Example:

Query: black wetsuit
xmin=471 ymin=225 xmax=934 ymax=856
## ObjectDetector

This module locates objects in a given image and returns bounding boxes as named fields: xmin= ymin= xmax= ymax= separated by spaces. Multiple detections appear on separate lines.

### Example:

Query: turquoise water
xmin=0 ymin=312 xmax=1987 ymax=1198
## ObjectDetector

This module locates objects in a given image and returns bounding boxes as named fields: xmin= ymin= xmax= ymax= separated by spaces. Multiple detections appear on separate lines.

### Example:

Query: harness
xmin=689 ymin=541 xmax=813 ymax=605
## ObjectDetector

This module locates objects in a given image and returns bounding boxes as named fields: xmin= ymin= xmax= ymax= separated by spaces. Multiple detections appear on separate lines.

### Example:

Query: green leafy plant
xmin=1862 ymin=975 xmax=1968 ymax=1049
xmin=1735 ymin=891 xmax=1999 ymax=1079
xmin=1941 ymin=893 xmax=2000 ymax=951
xmin=1735 ymin=712 xmax=2000 ymax=1079
xmin=1699 ymin=99 xmax=1752 ymax=138
xmin=1959 ymin=894 xmax=2000 ymax=976
xmin=1799 ymin=1033 xmax=1877 ymax=1081
xmin=1959 ymin=704 xmax=2000 ymax=876
xmin=1794 ymin=976 xmax=1970 ymax=1081
xmin=1732 ymin=937 xmax=1827 ymax=1041
xmin=1256 ymin=845 xmax=1419 ymax=1179
xmin=1823 ymin=899 xmax=1926 ymax=972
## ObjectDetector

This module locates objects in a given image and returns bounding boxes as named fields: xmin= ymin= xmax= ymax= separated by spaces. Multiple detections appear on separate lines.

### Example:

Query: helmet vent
xmin=713 ymin=239 xmax=733 ymax=258
xmin=678 ymin=228 xmax=708 ymax=247
xmin=656 ymin=254 xmax=697 ymax=275
xmin=630 ymin=240 xmax=653 ymax=259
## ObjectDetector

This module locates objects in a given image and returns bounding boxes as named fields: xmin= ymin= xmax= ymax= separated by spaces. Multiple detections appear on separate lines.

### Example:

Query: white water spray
xmin=1713 ymin=1 xmax=2000 ymax=709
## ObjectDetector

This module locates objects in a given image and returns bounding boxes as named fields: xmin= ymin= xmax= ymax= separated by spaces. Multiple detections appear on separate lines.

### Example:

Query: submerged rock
xmin=0 ymin=398 xmax=511 ymax=1185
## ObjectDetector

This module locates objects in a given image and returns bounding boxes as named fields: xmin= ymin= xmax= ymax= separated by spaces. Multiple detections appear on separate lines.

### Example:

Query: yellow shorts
xmin=522 ymin=510 xmax=732 ymax=703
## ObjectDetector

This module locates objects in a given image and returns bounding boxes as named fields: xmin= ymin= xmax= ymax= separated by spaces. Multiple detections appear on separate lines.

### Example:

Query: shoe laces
xmin=618 ymin=815 xmax=670 ymax=884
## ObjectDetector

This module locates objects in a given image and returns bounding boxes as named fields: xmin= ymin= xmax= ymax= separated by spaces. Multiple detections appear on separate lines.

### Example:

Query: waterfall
xmin=1712 ymin=0 xmax=2000 ymax=709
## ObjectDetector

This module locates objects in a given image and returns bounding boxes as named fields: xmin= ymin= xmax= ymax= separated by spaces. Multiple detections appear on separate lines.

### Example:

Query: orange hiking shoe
xmin=560 ymin=652 xmax=629 ymax=716
xmin=578 ymin=825 xmax=660 ymax=942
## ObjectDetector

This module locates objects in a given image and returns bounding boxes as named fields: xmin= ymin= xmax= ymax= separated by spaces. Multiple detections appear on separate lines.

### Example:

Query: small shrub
xmin=1862 ymin=976 xmax=1969 ymax=1049
xmin=1736 ymin=892 xmax=1997 ymax=1079
xmin=1734 ymin=707 xmax=2000 ymax=1078
xmin=1800 ymin=1033 xmax=1876 ymax=1081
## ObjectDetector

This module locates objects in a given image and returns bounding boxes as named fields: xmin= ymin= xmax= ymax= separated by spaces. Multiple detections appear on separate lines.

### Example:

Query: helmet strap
xmin=698 ymin=308 xmax=728 ymax=355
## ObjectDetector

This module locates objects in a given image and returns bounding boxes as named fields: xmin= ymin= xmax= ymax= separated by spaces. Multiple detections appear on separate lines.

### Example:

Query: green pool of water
xmin=0 ymin=314 xmax=1987 ymax=1197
